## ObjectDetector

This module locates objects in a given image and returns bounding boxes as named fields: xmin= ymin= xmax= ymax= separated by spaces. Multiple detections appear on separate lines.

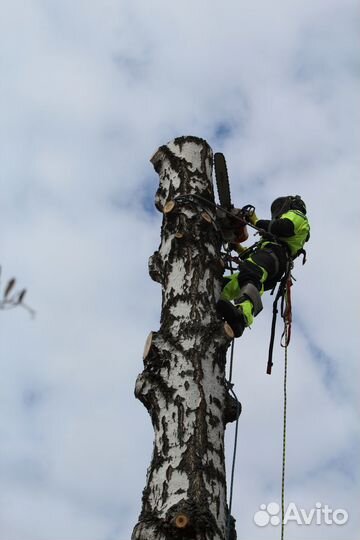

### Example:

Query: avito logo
xmin=254 ymin=502 xmax=348 ymax=527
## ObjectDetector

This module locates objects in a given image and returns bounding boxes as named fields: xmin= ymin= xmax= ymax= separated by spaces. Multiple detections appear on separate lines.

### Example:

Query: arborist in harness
xmin=216 ymin=195 xmax=310 ymax=337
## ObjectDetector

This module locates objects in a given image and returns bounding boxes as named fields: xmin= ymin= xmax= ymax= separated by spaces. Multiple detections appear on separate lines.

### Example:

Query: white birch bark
xmin=132 ymin=136 xmax=238 ymax=540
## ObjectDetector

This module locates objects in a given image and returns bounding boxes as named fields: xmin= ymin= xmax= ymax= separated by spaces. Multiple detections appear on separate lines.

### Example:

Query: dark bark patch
xmin=208 ymin=409 xmax=220 ymax=428
xmin=149 ymin=251 xmax=164 ymax=283
xmin=174 ymin=395 xmax=186 ymax=446
xmin=162 ymin=480 xmax=169 ymax=506
xmin=161 ymin=416 xmax=170 ymax=456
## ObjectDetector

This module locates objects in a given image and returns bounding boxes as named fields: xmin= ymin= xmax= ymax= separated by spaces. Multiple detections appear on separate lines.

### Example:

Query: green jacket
xmin=278 ymin=210 xmax=310 ymax=256
xmin=256 ymin=209 xmax=310 ymax=257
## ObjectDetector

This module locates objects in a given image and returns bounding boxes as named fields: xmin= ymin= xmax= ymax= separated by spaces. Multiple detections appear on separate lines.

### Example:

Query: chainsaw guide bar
xmin=214 ymin=152 xmax=232 ymax=210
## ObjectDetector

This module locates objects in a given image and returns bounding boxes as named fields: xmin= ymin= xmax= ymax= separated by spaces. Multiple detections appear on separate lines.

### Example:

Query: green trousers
xmin=221 ymin=269 xmax=267 ymax=326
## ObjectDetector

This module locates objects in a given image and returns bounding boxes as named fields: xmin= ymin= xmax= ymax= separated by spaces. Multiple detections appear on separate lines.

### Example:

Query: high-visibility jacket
xmin=256 ymin=209 xmax=310 ymax=258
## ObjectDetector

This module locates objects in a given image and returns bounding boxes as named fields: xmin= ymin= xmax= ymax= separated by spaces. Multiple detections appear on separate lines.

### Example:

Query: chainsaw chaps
xmin=214 ymin=152 xmax=232 ymax=210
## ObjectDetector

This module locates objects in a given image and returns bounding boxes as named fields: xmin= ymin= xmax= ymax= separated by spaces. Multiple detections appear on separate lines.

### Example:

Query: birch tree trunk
xmin=132 ymin=136 xmax=238 ymax=540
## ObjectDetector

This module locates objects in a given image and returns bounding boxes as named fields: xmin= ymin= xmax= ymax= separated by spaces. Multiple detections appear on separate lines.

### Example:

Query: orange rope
xmin=281 ymin=278 xmax=292 ymax=348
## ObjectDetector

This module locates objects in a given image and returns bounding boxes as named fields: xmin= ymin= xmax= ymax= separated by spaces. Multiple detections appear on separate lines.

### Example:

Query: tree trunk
xmin=132 ymin=136 xmax=238 ymax=540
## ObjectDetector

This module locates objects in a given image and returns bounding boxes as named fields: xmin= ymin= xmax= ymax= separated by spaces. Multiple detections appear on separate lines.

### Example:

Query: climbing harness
xmin=222 ymin=240 xmax=264 ymax=270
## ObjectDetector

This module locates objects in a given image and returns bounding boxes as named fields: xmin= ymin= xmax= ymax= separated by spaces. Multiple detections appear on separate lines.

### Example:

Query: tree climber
xmin=216 ymin=195 xmax=310 ymax=337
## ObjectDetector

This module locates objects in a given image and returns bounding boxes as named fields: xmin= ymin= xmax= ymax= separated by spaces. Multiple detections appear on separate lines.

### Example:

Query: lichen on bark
xmin=132 ymin=136 xmax=237 ymax=540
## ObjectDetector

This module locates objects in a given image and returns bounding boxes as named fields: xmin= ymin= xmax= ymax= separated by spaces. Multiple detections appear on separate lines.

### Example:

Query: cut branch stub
xmin=224 ymin=322 xmax=235 ymax=340
xmin=173 ymin=513 xmax=190 ymax=529
xmin=143 ymin=332 xmax=153 ymax=360
xmin=201 ymin=211 xmax=212 ymax=224
xmin=163 ymin=200 xmax=176 ymax=214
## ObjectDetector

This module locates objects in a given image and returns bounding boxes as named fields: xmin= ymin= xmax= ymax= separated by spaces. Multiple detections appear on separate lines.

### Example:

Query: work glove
xmin=247 ymin=210 xmax=259 ymax=226
xmin=229 ymin=243 xmax=248 ymax=255
xmin=242 ymin=204 xmax=258 ymax=225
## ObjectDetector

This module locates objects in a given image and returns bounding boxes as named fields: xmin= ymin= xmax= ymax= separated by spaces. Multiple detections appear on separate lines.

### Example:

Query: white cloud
xmin=0 ymin=0 xmax=359 ymax=539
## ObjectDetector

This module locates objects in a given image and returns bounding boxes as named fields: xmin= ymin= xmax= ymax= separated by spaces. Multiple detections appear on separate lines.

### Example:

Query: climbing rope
xmin=226 ymin=376 xmax=240 ymax=540
xmin=280 ymin=279 xmax=292 ymax=540
xmin=281 ymin=334 xmax=288 ymax=540
xmin=224 ymin=246 xmax=241 ymax=540
xmin=227 ymin=247 xmax=235 ymax=382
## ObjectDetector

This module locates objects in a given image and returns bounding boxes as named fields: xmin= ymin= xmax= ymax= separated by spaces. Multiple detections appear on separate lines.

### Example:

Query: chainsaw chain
xmin=214 ymin=152 xmax=232 ymax=210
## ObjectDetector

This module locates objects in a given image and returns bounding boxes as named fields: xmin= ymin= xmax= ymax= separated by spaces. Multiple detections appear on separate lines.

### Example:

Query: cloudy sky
xmin=0 ymin=1 xmax=359 ymax=539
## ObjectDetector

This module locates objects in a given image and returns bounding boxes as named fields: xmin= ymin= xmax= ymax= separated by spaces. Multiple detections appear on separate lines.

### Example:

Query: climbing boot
xmin=216 ymin=299 xmax=246 ymax=337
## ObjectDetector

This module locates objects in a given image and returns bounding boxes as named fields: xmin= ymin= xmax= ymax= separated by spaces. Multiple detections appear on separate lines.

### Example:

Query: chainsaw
xmin=214 ymin=152 xmax=255 ymax=245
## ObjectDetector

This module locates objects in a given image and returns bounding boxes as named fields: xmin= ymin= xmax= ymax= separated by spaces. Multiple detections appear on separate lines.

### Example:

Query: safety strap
xmin=266 ymin=283 xmax=283 ymax=374
xmin=266 ymin=262 xmax=293 ymax=375
xmin=296 ymin=248 xmax=307 ymax=265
